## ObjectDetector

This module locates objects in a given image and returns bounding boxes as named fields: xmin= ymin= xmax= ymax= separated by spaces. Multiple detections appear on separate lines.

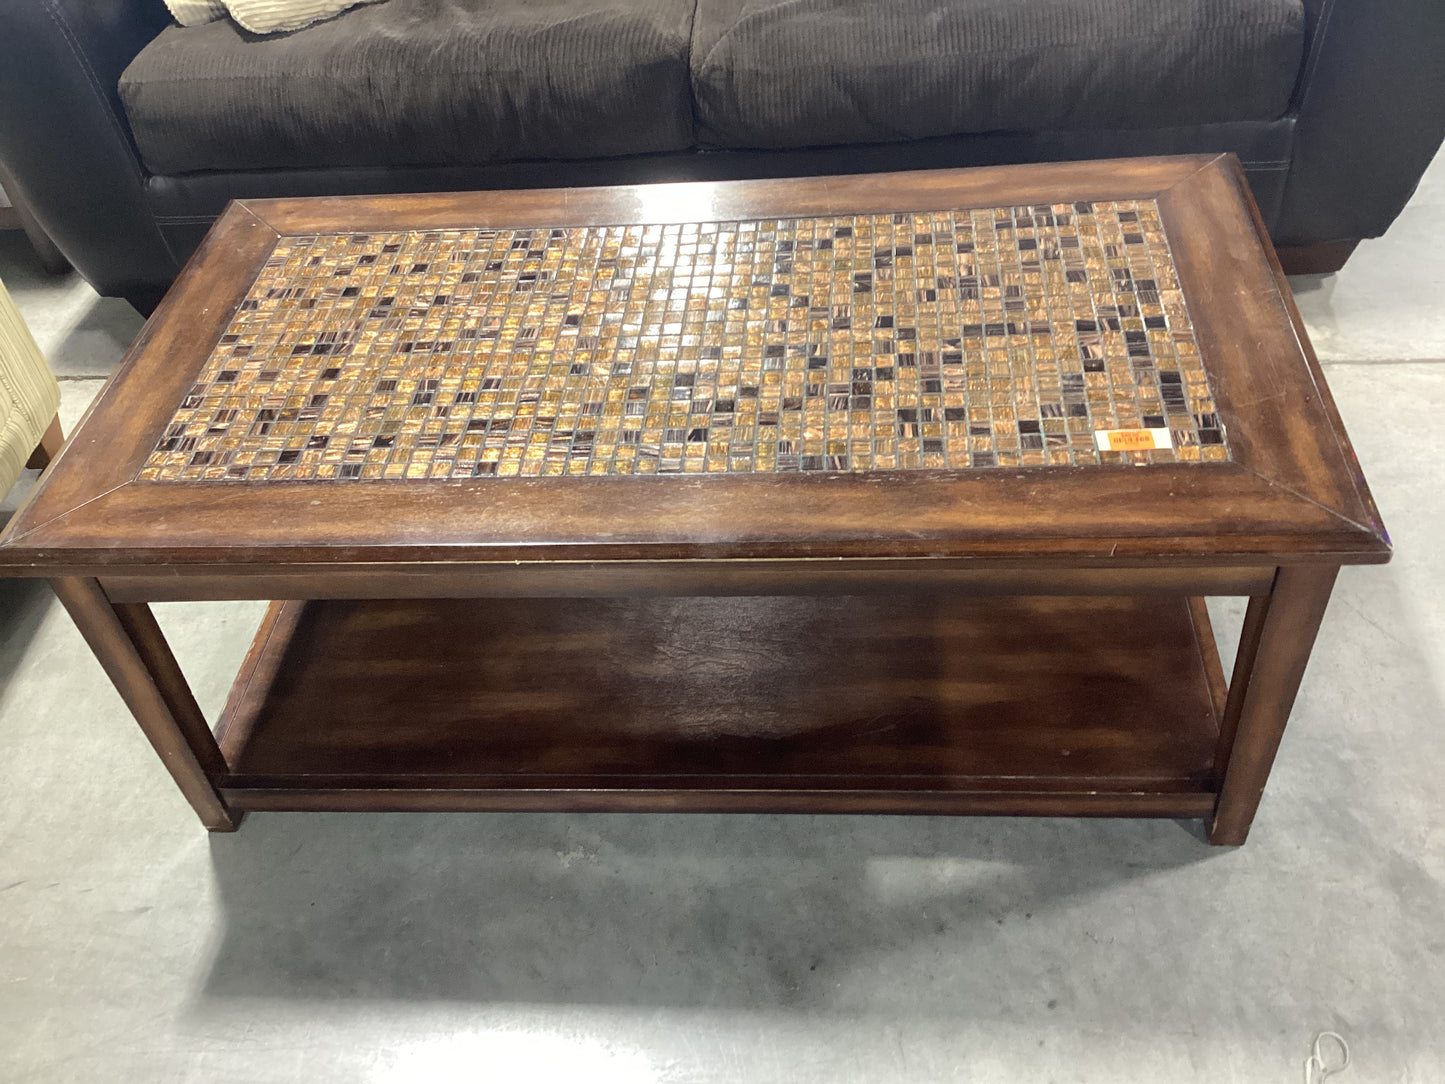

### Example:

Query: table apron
xmin=96 ymin=562 xmax=1280 ymax=602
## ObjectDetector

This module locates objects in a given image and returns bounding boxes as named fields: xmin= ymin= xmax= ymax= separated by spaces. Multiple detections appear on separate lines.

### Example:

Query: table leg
xmin=1209 ymin=565 xmax=1339 ymax=845
xmin=50 ymin=577 xmax=240 ymax=832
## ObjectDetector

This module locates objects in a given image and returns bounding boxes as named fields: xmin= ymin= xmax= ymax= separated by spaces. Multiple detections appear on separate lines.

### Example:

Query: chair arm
xmin=0 ymin=0 xmax=181 ymax=304
xmin=1277 ymin=0 xmax=1445 ymax=245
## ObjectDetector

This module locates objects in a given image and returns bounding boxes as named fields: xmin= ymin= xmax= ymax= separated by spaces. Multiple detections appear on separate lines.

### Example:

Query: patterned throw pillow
xmin=164 ymin=0 xmax=226 ymax=25
xmin=163 ymin=0 xmax=385 ymax=34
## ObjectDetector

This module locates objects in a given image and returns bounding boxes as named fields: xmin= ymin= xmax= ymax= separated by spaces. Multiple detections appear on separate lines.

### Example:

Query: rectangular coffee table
xmin=0 ymin=156 xmax=1389 ymax=843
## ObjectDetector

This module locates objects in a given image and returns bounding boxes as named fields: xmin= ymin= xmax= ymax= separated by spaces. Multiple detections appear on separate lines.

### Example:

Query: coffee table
xmin=0 ymin=156 xmax=1389 ymax=843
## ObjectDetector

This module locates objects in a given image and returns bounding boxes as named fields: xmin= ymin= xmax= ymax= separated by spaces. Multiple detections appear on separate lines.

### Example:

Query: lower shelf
xmin=214 ymin=594 xmax=1226 ymax=816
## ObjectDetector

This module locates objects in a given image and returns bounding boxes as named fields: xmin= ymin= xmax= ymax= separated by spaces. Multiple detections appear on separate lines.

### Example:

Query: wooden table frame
xmin=0 ymin=157 xmax=1389 ymax=844
xmin=46 ymin=561 xmax=1338 ymax=844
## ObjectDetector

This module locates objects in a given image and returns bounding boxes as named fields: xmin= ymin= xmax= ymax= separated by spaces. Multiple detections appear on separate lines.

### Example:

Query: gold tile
xmin=144 ymin=205 xmax=1226 ymax=480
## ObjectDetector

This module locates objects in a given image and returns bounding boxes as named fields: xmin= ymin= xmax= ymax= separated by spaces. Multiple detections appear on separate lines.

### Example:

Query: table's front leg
xmin=1209 ymin=564 xmax=1339 ymax=845
xmin=50 ymin=577 xmax=240 ymax=832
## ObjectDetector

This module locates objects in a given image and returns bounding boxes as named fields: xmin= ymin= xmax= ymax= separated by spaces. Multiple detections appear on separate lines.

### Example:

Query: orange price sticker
xmin=1094 ymin=428 xmax=1172 ymax=452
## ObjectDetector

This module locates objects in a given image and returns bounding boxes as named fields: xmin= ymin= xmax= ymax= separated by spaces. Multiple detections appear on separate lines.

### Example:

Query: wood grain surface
xmin=0 ymin=155 xmax=1389 ymax=575
xmin=215 ymin=594 xmax=1223 ymax=804
xmin=5 ymin=157 xmax=1384 ymax=840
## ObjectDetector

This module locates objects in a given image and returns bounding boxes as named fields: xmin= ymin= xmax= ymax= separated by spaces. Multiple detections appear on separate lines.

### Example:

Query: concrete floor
xmin=2 ymin=155 xmax=1443 ymax=1083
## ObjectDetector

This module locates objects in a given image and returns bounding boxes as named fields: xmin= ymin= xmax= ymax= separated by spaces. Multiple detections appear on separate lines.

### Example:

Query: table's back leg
xmin=50 ymin=577 xmax=241 ymax=832
xmin=1209 ymin=565 xmax=1338 ymax=845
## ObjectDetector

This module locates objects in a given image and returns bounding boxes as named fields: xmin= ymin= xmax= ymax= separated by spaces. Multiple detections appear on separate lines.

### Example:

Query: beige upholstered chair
xmin=0 ymin=277 xmax=63 ymax=498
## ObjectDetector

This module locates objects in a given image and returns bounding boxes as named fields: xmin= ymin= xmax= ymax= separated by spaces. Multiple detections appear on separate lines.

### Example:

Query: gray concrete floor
xmin=2 ymin=156 xmax=1443 ymax=1083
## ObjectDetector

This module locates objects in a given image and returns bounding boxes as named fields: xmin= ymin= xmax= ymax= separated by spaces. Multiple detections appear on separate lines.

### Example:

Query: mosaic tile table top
xmin=140 ymin=200 xmax=1228 ymax=482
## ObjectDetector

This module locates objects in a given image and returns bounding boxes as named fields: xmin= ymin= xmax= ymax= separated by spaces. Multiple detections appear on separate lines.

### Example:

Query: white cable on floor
xmin=1304 ymin=1031 xmax=1350 ymax=1083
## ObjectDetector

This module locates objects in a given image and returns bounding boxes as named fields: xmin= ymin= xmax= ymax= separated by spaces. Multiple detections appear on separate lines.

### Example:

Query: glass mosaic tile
xmin=139 ymin=200 xmax=1229 ymax=482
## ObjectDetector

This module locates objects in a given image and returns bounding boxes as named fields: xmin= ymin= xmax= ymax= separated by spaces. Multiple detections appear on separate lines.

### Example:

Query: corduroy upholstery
xmin=120 ymin=0 xmax=1306 ymax=172
xmin=1 ymin=0 xmax=1441 ymax=310
xmin=691 ymin=0 xmax=1305 ymax=149
xmin=119 ymin=0 xmax=698 ymax=174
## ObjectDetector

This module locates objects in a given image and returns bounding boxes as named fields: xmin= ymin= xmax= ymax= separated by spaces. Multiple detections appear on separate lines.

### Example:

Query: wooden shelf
xmin=214 ymin=594 xmax=1225 ymax=817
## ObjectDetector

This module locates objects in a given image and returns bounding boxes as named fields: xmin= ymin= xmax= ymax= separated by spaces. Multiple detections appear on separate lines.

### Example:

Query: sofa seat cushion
xmin=120 ymin=0 xmax=698 ymax=174
xmin=691 ymin=0 xmax=1305 ymax=149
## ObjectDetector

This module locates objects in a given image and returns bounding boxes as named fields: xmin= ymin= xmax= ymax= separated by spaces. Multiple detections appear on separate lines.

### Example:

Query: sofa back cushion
xmin=120 ymin=0 xmax=698 ymax=174
xmin=691 ymin=0 xmax=1306 ymax=149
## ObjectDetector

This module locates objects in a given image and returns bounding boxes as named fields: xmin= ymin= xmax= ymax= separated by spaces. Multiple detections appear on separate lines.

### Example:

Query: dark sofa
xmin=1 ymin=0 xmax=1441 ymax=315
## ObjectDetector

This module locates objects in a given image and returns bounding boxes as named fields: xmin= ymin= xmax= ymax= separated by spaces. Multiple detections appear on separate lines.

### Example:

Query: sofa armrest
xmin=0 ymin=0 xmax=180 ymax=306
xmin=1276 ymin=0 xmax=1445 ymax=246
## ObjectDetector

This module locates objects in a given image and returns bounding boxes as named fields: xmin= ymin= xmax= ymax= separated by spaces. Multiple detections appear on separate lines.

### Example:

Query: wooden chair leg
xmin=26 ymin=414 xmax=63 ymax=470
